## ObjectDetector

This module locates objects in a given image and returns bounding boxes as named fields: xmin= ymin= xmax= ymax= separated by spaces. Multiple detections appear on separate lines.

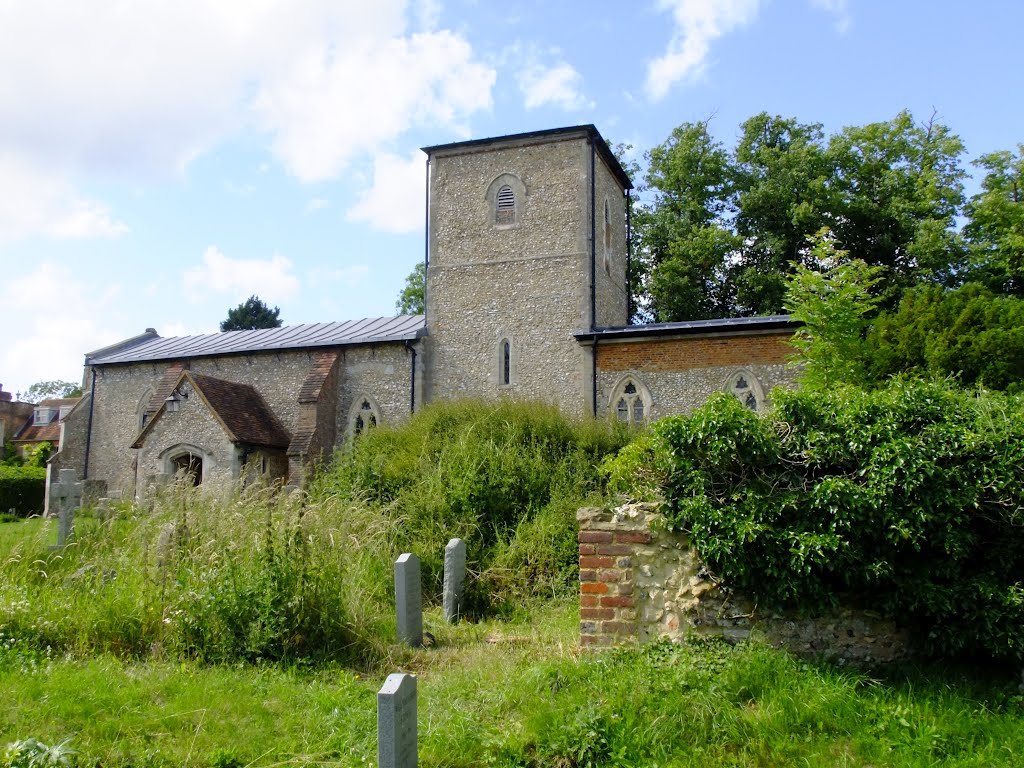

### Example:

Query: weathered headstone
xmin=49 ymin=468 xmax=82 ymax=548
xmin=377 ymin=673 xmax=417 ymax=768
xmin=443 ymin=537 xmax=466 ymax=624
xmin=394 ymin=553 xmax=422 ymax=647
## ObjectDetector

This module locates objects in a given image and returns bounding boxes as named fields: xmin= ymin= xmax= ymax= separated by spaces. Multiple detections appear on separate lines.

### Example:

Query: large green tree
xmin=963 ymin=145 xmax=1024 ymax=294
xmin=20 ymin=380 xmax=82 ymax=403
xmin=633 ymin=110 xmax=969 ymax=321
xmin=220 ymin=295 xmax=282 ymax=331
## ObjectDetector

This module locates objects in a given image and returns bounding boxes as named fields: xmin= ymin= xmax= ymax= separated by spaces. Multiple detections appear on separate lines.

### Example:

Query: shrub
xmin=311 ymin=399 xmax=633 ymax=612
xmin=647 ymin=380 xmax=1024 ymax=660
xmin=0 ymin=466 xmax=46 ymax=518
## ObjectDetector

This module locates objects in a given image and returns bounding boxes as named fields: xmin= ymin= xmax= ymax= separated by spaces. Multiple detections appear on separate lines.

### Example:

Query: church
xmin=51 ymin=125 xmax=798 ymax=500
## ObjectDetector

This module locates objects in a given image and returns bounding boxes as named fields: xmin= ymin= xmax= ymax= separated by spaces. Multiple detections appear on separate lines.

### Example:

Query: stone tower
xmin=421 ymin=125 xmax=633 ymax=414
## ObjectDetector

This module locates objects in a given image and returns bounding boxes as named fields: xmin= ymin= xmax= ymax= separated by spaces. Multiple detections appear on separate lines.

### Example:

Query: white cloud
xmin=0 ymin=2 xmax=495 ymax=235
xmin=306 ymin=197 xmax=331 ymax=214
xmin=519 ymin=62 xmax=592 ymax=111
xmin=645 ymin=0 xmax=761 ymax=101
xmin=810 ymin=0 xmax=851 ymax=34
xmin=0 ymin=264 xmax=125 ymax=396
xmin=254 ymin=30 xmax=495 ymax=181
xmin=0 ymin=153 xmax=127 ymax=242
xmin=346 ymin=151 xmax=426 ymax=233
xmin=183 ymin=246 xmax=300 ymax=304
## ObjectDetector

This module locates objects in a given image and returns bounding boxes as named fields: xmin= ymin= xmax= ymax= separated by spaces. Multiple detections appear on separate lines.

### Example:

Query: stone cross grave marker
xmin=378 ymin=672 xmax=417 ymax=768
xmin=49 ymin=469 xmax=82 ymax=548
xmin=443 ymin=537 xmax=466 ymax=624
xmin=395 ymin=553 xmax=422 ymax=647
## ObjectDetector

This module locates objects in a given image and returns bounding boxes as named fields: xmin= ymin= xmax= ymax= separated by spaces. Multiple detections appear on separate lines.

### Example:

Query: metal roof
xmin=87 ymin=315 xmax=426 ymax=365
xmin=574 ymin=315 xmax=799 ymax=343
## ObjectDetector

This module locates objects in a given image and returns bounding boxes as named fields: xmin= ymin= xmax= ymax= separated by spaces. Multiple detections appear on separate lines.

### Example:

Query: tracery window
xmin=726 ymin=370 xmax=764 ymax=412
xmin=610 ymin=377 xmax=651 ymax=426
xmin=351 ymin=396 xmax=381 ymax=436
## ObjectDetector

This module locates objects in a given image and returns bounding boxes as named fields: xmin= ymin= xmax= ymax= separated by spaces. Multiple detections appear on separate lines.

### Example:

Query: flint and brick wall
xmin=578 ymin=504 xmax=911 ymax=664
xmin=595 ymin=331 xmax=799 ymax=419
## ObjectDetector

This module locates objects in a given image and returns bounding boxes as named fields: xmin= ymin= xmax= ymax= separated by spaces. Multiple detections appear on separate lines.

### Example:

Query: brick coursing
xmin=577 ymin=504 xmax=911 ymax=663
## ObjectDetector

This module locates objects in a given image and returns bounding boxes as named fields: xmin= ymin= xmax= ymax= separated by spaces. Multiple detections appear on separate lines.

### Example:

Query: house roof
xmin=574 ymin=315 xmax=800 ymax=343
xmin=87 ymin=315 xmax=426 ymax=366
xmin=422 ymin=124 xmax=634 ymax=191
xmin=132 ymin=371 xmax=290 ymax=450
xmin=11 ymin=397 xmax=83 ymax=445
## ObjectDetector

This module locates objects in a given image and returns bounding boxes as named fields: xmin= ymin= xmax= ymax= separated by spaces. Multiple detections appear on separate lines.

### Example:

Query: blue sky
xmin=1 ymin=0 xmax=1020 ymax=397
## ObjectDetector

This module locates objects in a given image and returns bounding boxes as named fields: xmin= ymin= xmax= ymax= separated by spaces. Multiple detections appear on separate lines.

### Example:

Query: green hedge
xmin=609 ymin=380 xmax=1024 ymax=660
xmin=0 ymin=465 xmax=47 ymax=518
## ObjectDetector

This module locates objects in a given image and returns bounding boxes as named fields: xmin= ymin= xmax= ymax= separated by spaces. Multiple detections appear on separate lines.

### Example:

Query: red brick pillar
xmin=577 ymin=507 xmax=650 ymax=647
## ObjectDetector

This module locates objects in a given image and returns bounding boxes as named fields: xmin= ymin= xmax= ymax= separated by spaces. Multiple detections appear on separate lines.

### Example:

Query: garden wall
xmin=578 ymin=503 xmax=910 ymax=664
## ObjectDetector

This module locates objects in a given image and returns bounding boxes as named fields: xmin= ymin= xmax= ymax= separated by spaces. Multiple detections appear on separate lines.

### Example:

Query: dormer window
xmin=33 ymin=407 xmax=54 ymax=426
xmin=495 ymin=185 xmax=515 ymax=225
xmin=58 ymin=406 xmax=74 ymax=420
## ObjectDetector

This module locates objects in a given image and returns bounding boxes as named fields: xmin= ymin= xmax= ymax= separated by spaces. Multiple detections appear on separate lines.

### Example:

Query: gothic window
xmin=496 ymin=185 xmax=515 ymax=225
xmin=351 ymin=396 xmax=381 ymax=436
xmin=726 ymin=370 xmax=765 ymax=412
xmin=609 ymin=377 xmax=651 ymax=426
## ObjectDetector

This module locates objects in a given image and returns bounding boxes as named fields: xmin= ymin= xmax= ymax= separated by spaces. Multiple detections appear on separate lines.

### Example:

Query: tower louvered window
xmin=496 ymin=185 xmax=515 ymax=224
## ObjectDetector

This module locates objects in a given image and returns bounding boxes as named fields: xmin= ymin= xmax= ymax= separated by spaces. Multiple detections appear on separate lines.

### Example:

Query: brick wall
xmin=578 ymin=503 xmax=911 ymax=663
xmin=596 ymin=332 xmax=792 ymax=372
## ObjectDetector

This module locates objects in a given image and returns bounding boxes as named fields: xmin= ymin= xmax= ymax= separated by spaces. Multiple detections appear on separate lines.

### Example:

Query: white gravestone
xmin=442 ymin=538 xmax=466 ymax=624
xmin=378 ymin=672 xmax=417 ymax=768
xmin=395 ymin=553 xmax=423 ymax=647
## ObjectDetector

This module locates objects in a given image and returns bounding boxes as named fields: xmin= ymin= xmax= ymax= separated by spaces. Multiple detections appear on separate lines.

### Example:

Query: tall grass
xmin=0 ymin=484 xmax=398 ymax=666
xmin=310 ymin=399 xmax=633 ymax=613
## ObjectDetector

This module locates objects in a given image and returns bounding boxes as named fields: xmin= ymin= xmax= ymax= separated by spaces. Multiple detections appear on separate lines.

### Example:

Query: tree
xmin=963 ymin=145 xmax=1024 ymax=294
xmin=632 ymin=110 xmax=969 ymax=321
xmin=220 ymin=295 xmax=282 ymax=331
xmin=395 ymin=263 xmax=425 ymax=315
xmin=19 ymin=380 xmax=82 ymax=403
xmin=633 ymin=119 xmax=739 ymax=321
xmin=784 ymin=229 xmax=884 ymax=389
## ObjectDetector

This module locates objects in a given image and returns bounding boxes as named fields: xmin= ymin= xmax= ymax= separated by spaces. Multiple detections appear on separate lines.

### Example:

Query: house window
xmin=351 ymin=396 xmax=381 ymax=436
xmin=33 ymin=408 xmax=53 ymax=426
xmin=496 ymin=185 xmax=515 ymax=225
xmin=609 ymin=378 xmax=651 ymax=426
xmin=58 ymin=406 xmax=74 ymax=420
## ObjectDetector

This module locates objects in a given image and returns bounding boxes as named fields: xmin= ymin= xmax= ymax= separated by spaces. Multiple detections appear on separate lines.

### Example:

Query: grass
xmin=3 ymin=600 xmax=1023 ymax=767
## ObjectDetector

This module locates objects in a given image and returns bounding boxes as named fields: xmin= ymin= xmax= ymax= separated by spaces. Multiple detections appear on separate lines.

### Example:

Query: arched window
xmin=500 ymin=338 xmax=511 ymax=386
xmin=136 ymin=387 xmax=155 ymax=431
xmin=350 ymin=396 xmax=382 ymax=436
xmin=496 ymin=185 xmax=515 ymax=225
xmin=609 ymin=376 xmax=652 ymax=426
xmin=725 ymin=370 xmax=765 ymax=412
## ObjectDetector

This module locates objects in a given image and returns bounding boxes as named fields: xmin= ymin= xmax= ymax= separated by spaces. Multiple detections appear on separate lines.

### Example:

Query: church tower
xmin=421 ymin=125 xmax=632 ymax=414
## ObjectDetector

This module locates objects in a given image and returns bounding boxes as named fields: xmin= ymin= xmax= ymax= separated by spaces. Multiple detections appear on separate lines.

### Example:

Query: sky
xmin=1 ymin=0 xmax=1021 ymax=398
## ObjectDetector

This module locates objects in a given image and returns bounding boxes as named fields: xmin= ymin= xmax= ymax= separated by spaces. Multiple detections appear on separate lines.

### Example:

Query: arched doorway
xmin=170 ymin=452 xmax=203 ymax=486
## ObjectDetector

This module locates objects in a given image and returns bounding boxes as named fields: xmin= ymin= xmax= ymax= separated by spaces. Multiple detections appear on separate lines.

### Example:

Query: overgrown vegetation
xmin=606 ymin=382 xmax=1024 ymax=660
xmin=311 ymin=399 xmax=631 ymax=613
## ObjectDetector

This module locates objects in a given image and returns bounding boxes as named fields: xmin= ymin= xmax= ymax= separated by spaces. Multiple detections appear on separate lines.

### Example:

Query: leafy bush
xmin=0 ymin=467 xmax=46 ymax=518
xmin=645 ymin=381 xmax=1024 ymax=660
xmin=312 ymin=399 xmax=632 ymax=612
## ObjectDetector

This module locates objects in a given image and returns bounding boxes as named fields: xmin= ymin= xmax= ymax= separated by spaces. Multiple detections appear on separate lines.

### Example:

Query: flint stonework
xmin=377 ymin=672 xmax=417 ymax=768
xmin=443 ymin=537 xmax=466 ymax=623
xmin=395 ymin=553 xmax=423 ymax=647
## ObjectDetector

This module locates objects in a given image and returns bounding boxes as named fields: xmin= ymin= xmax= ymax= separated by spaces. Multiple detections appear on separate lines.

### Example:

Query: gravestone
xmin=378 ymin=673 xmax=417 ymax=768
xmin=443 ymin=537 xmax=466 ymax=624
xmin=394 ymin=553 xmax=422 ymax=647
xmin=49 ymin=469 xmax=82 ymax=548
